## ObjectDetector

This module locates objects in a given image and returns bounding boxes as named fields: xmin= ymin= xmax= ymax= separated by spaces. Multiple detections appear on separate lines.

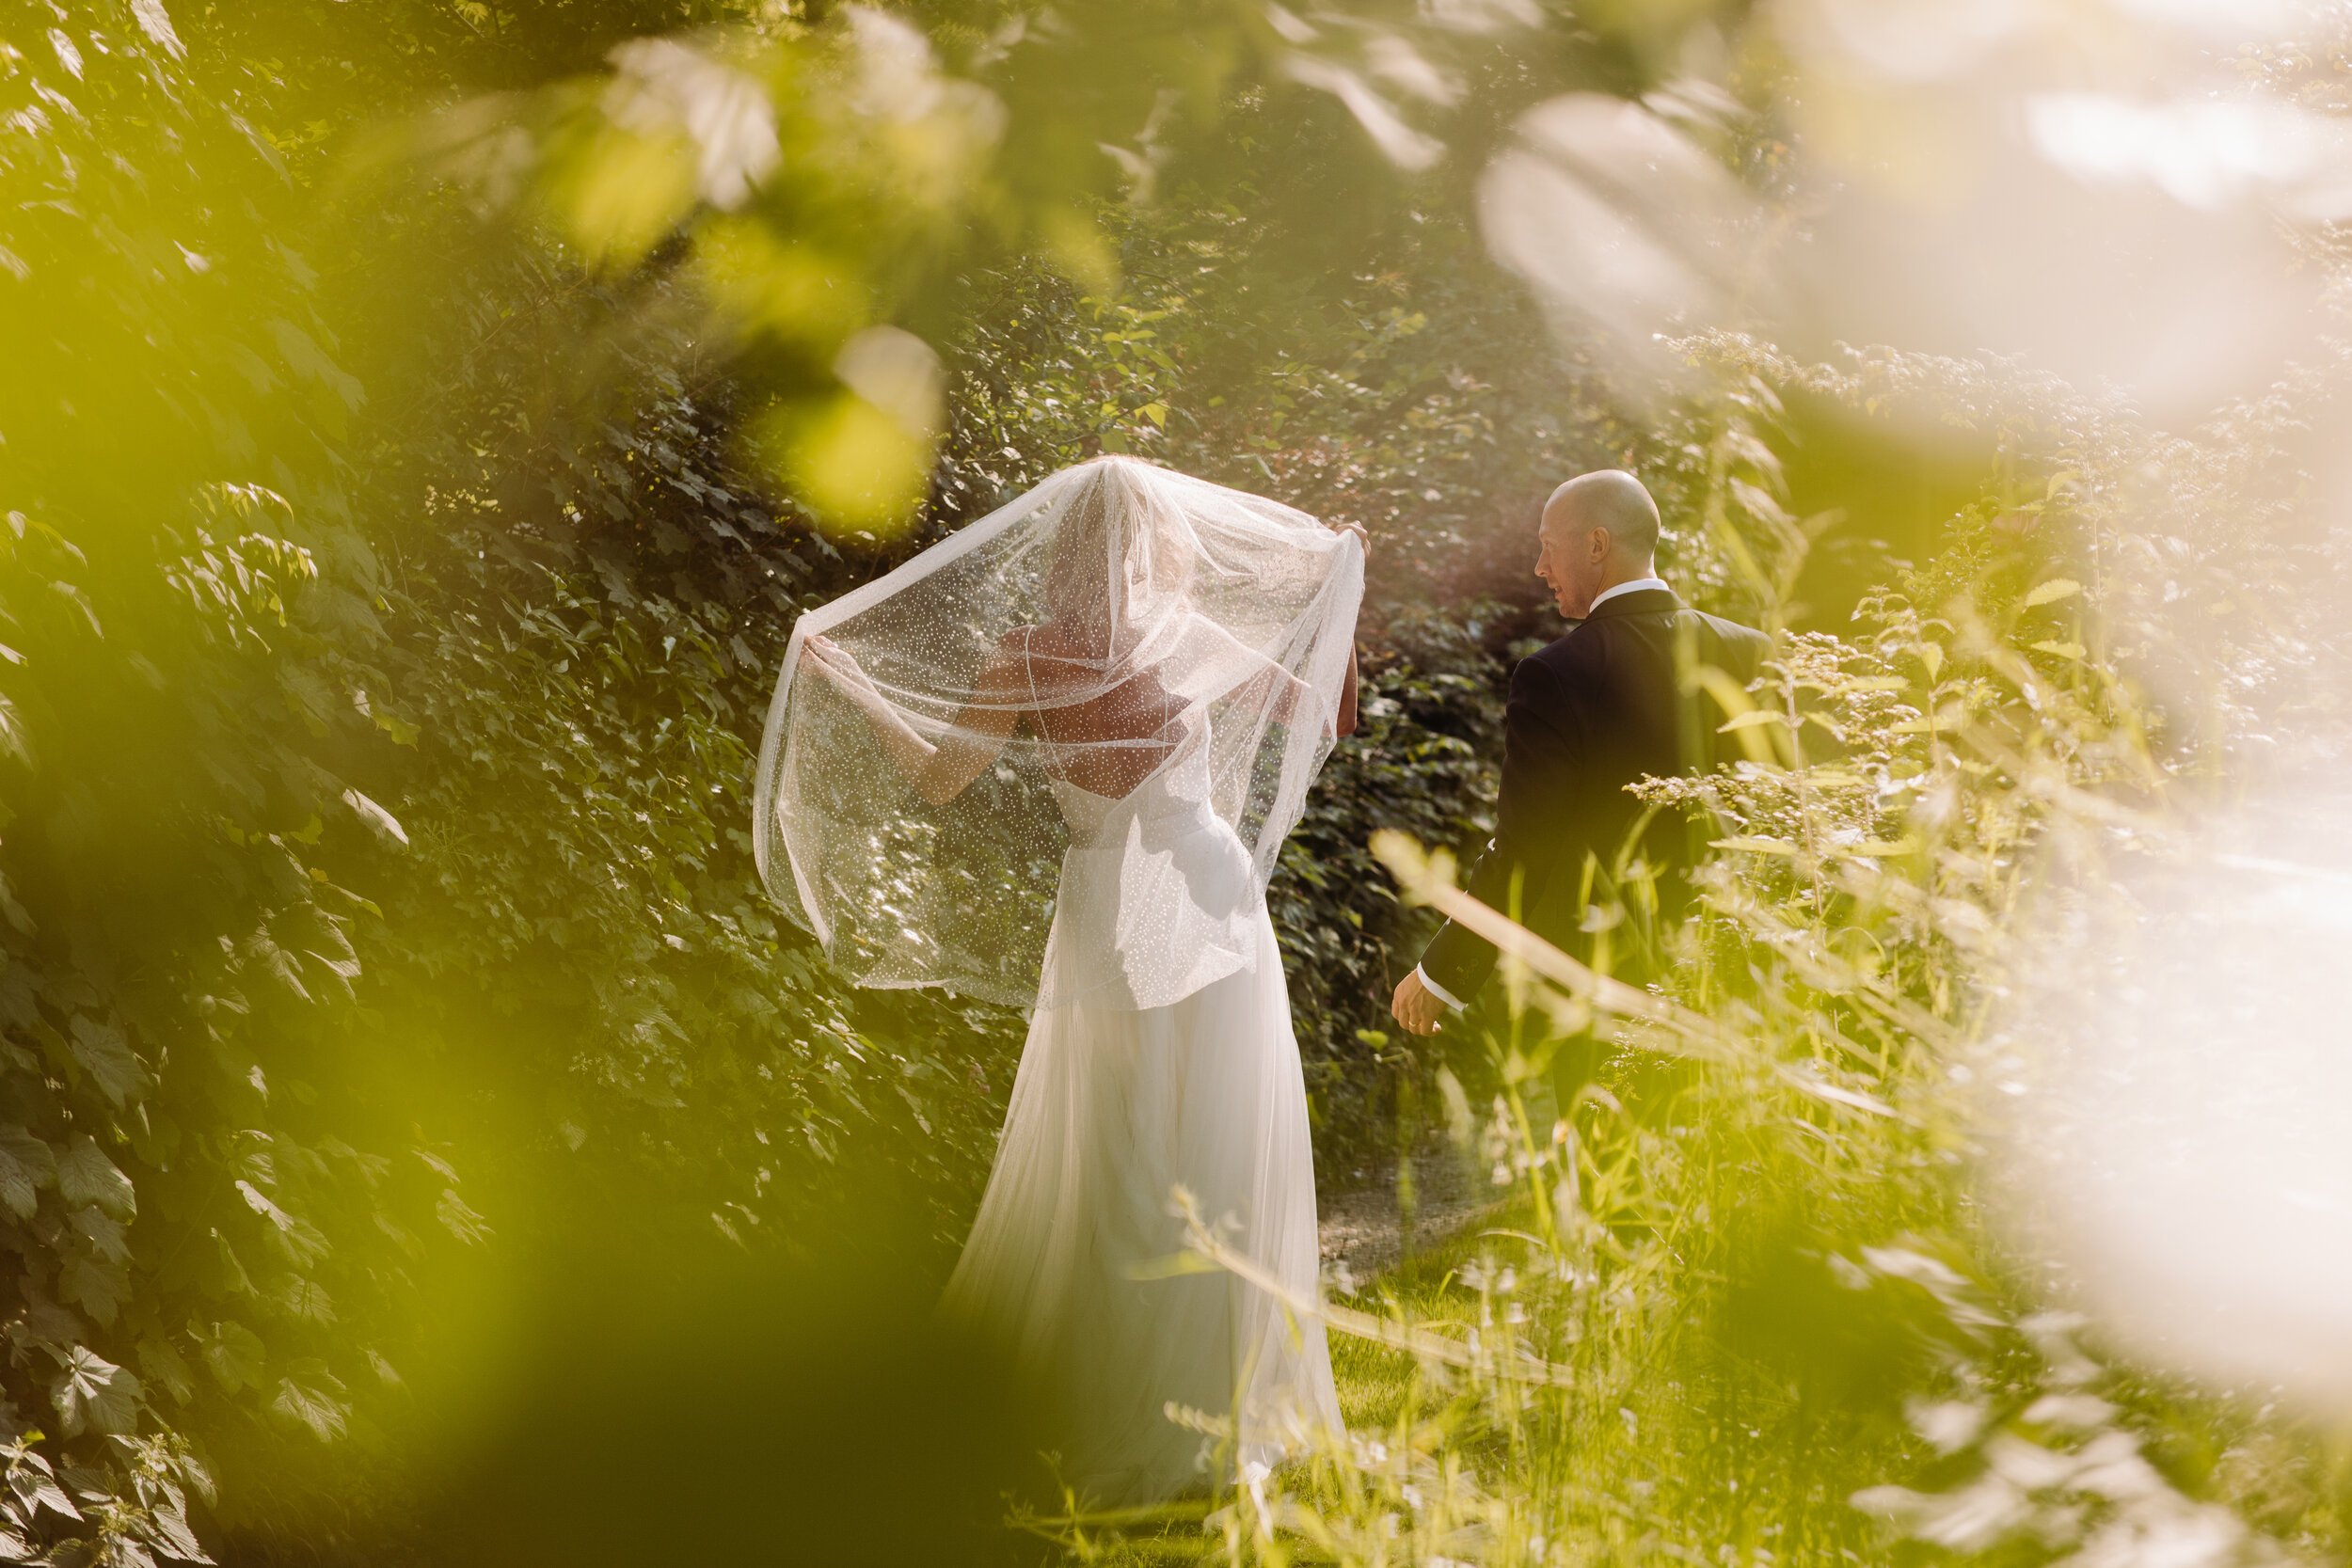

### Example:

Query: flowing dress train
xmin=939 ymin=730 xmax=1343 ymax=1504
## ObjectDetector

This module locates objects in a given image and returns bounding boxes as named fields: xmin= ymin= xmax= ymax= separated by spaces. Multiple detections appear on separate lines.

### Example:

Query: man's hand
xmin=1391 ymin=969 xmax=1446 ymax=1037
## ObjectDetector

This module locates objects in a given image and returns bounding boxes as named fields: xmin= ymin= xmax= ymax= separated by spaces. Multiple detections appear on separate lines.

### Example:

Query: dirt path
xmin=1316 ymin=1134 xmax=1508 ymax=1290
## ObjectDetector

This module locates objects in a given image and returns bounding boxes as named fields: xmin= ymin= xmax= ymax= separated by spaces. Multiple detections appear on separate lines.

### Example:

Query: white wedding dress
xmin=940 ymin=721 xmax=1343 ymax=1504
xmin=750 ymin=458 xmax=1361 ymax=1506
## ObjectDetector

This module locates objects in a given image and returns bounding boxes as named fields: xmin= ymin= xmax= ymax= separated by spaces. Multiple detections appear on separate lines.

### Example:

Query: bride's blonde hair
xmin=1041 ymin=458 xmax=1195 ymax=646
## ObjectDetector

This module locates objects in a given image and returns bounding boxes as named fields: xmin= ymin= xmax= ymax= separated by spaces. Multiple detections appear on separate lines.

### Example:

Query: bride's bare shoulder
xmin=978 ymin=625 xmax=1048 ymax=691
xmin=991 ymin=624 xmax=1041 ymax=664
xmin=1003 ymin=623 xmax=1081 ymax=661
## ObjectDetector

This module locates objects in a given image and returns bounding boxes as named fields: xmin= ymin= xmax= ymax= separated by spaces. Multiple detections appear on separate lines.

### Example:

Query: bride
xmin=751 ymin=455 xmax=1363 ymax=1503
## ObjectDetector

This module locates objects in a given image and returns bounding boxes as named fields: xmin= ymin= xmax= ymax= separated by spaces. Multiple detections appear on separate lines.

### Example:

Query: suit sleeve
xmin=1416 ymin=656 xmax=1579 ymax=1003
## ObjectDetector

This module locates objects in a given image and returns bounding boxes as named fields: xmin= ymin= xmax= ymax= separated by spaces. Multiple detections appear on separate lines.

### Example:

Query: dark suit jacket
xmin=1418 ymin=586 xmax=1770 ymax=1003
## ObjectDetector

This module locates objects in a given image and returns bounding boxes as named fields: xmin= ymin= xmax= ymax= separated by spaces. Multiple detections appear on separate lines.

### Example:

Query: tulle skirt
xmin=939 ymin=904 xmax=1343 ymax=1506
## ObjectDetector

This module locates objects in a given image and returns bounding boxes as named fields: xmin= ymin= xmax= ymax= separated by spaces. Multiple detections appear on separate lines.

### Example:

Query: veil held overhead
xmin=752 ymin=456 xmax=1364 ymax=1011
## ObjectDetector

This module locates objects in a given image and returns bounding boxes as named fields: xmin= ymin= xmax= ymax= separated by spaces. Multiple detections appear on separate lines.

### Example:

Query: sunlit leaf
xmin=2023 ymin=578 xmax=2081 ymax=608
xmin=341 ymin=787 xmax=408 ymax=848
xmin=271 ymin=1362 xmax=349 ymax=1441
xmin=1710 ymin=835 xmax=1801 ymax=855
xmin=695 ymin=223 xmax=868 ymax=352
xmin=130 ymin=0 xmax=183 ymax=58
xmin=273 ymin=1275 xmax=335 ymax=1325
xmin=142 ymin=1502 xmax=211 ymax=1565
xmin=436 ymin=1187 xmax=492 ymax=1246
xmin=0 ymin=1129 xmax=55 ymax=1222
xmin=51 ymin=1346 xmax=142 ymax=1436
xmin=1718 ymin=709 xmax=1789 ymax=732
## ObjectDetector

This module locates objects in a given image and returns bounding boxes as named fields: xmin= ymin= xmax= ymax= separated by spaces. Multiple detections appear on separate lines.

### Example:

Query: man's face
xmin=1534 ymin=513 xmax=1601 ymax=618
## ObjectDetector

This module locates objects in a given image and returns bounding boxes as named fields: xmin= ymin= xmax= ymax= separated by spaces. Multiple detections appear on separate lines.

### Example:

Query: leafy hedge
xmin=1 ymin=8 xmax=483 ymax=1556
xmin=0 ymin=6 xmax=1625 ymax=1557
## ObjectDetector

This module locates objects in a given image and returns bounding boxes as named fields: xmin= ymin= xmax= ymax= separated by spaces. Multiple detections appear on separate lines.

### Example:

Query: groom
xmin=1390 ymin=469 xmax=1769 ymax=1097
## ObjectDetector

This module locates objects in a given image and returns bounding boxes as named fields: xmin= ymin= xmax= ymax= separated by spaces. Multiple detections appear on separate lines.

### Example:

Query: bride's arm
xmin=803 ymin=636 xmax=1024 ymax=806
xmin=1244 ymin=521 xmax=1365 ymax=737
xmin=1334 ymin=643 xmax=1359 ymax=738
xmin=1274 ymin=642 xmax=1358 ymax=738
xmin=1177 ymin=618 xmax=1356 ymax=737
xmin=1329 ymin=521 xmax=1364 ymax=739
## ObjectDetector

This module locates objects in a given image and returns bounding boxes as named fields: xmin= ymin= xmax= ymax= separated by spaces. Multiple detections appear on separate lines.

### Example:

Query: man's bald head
xmin=1533 ymin=468 xmax=1664 ymax=618
xmin=1542 ymin=469 xmax=1661 ymax=562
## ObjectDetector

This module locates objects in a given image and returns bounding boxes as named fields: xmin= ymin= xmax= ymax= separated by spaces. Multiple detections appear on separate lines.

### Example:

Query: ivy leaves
xmin=1 ymin=6 xmax=467 ymax=1560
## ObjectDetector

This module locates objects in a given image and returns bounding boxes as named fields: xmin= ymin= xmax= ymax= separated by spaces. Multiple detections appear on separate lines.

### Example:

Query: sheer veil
xmin=752 ymin=456 xmax=1364 ymax=1009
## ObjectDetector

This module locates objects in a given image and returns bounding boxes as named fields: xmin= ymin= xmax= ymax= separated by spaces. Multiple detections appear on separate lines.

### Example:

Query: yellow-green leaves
xmin=272 ymin=1363 xmax=352 ymax=1442
xmin=749 ymin=392 xmax=934 ymax=541
xmin=1712 ymin=834 xmax=1801 ymax=855
xmin=548 ymin=38 xmax=784 ymax=272
xmin=695 ymin=224 xmax=869 ymax=355
xmin=1040 ymin=206 xmax=1120 ymax=295
xmin=604 ymin=39 xmax=780 ymax=211
xmin=543 ymin=121 xmax=702 ymax=274
xmin=743 ymin=325 xmax=947 ymax=538
xmin=65 ymin=1019 xmax=149 ymax=1108
xmin=0 ymin=1131 xmax=55 ymax=1223
xmin=1718 ymin=708 xmax=1790 ymax=732
xmin=2024 ymin=577 xmax=2081 ymax=608
xmin=128 ymin=0 xmax=183 ymax=60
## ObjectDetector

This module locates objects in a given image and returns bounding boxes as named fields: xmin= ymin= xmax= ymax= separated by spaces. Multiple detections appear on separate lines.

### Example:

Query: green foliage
xmin=11 ymin=2 xmax=2350 ymax=1564
xmin=0 ymin=6 xmax=491 ymax=1557
xmin=1043 ymin=316 xmax=2352 ymax=1564
xmin=8 ymin=1 xmax=1586 ymax=1543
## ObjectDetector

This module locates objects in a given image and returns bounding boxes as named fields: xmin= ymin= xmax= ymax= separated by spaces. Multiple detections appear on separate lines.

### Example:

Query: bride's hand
xmin=805 ymin=633 xmax=856 ymax=675
xmin=1330 ymin=521 xmax=1369 ymax=559
xmin=805 ymin=636 xmax=882 ymax=699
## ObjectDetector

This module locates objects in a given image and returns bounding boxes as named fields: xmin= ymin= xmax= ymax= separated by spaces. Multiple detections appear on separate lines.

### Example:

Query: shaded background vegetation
xmin=7 ymin=1 xmax=2351 ymax=1564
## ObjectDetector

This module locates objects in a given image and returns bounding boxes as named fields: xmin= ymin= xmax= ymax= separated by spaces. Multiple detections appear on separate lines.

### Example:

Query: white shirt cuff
xmin=1413 ymin=964 xmax=1464 ymax=1011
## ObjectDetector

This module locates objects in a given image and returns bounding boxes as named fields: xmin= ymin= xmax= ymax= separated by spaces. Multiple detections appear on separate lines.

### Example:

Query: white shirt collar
xmin=1586 ymin=577 xmax=1671 ymax=613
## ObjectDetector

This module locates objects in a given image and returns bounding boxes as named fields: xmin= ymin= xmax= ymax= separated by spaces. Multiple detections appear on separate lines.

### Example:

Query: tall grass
xmin=1023 ymin=337 xmax=2352 ymax=1567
